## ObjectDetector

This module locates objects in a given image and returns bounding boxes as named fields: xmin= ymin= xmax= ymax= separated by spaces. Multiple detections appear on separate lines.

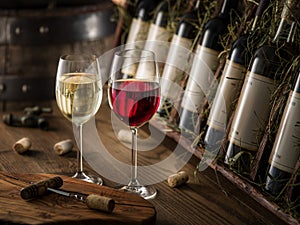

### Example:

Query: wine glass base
xmin=120 ymin=185 xmax=157 ymax=199
xmin=72 ymin=172 xmax=103 ymax=185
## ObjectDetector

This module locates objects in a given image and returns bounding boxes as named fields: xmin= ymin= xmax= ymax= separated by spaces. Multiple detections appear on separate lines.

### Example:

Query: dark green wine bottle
xmin=144 ymin=0 xmax=173 ymax=75
xmin=204 ymin=0 xmax=270 ymax=153
xmin=265 ymin=67 xmax=300 ymax=196
xmin=158 ymin=0 xmax=202 ymax=117
xmin=179 ymin=0 xmax=238 ymax=138
xmin=125 ymin=0 xmax=160 ymax=49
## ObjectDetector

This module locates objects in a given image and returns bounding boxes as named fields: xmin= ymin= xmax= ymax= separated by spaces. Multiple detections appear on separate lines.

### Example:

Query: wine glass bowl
xmin=108 ymin=49 xmax=160 ymax=199
xmin=55 ymin=54 xmax=103 ymax=184
xmin=109 ymin=80 xmax=160 ymax=128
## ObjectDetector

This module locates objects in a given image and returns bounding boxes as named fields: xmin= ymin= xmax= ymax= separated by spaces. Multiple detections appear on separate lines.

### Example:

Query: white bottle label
xmin=144 ymin=24 xmax=172 ymax=74
xmin=160 ymin=34 xmax=193 ymax=100
xmin=228 ymin=72 xmax=276 ymax=151
xmin=122 ymin=19 xmax=150 ymax=76
xmin=269 ymin=91 xmax=300 ymax=173
xmin=126 ymin=18 xmax=150 ymax=49
xmin=207 ymin=59 xmax=246 ymax=131
xmin=180 ymin=45 xmax=219 ymax=112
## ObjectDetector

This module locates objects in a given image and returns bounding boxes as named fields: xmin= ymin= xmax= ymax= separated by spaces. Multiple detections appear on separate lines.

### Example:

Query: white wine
xmin=56 ymin=73 xmax=102 ymax=125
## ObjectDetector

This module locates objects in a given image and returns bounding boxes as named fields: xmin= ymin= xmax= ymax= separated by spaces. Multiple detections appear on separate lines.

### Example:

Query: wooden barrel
xmin=0 ymin=1 xmax=116 ymax=110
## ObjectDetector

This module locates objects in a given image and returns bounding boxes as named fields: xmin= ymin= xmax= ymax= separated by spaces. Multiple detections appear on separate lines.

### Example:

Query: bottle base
xmin=178 ymin=108 xmax=200 ymax=140
xmin=204 ymin=126 xmax=225 ymax=154
xmin=225 ymin=142 xmax=254 ymax=174
xmin=265 ymin=166 xmax=291 ymax=196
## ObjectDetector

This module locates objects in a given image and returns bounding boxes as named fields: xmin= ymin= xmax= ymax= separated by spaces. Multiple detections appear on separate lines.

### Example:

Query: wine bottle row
xmin=122 ymin=0 xmax=300 ymax=201
xmin=225 ymin=0 xmax=299 ymax=200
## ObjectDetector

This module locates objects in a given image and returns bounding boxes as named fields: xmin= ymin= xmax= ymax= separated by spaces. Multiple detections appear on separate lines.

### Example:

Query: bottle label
xmin=181 ymin=90 xmax=205 ymax=112
xmin=180 ymin=45 xmax=219 ymax=112
xmin=228 ymin=71 xmax=276 ymax=151
xmin=160 ymin=34 xmax=193 ymax=100
xmin=126 ymin=18 xmax=150 ymax=49
xmin=135 ymin=58 xmax=157 ymax=80
xmin=269 ymin=91 xmax=300 ymax=173
xmin=144 ymin=24 xmax=172 ymax=72
xmin=122 ymin=19 xmax=150 ymax=76
xmin=207 ymin=60 xmax=246 ymax=131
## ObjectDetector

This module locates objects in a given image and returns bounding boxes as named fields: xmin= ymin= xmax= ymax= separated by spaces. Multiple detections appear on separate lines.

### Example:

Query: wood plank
xmin=0 ymin=172 xmax=156 ymax=225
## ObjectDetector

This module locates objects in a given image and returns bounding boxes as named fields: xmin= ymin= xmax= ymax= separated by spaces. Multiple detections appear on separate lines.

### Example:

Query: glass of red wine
xmin=108 ymin=49 xmax=160 ymax=199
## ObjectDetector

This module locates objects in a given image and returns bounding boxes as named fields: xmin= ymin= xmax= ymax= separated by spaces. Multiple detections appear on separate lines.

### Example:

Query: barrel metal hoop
xmin=0 ymin=4 xmax=116 ymax=45
xmin=0 ymin=76 xmax=54 ymax=101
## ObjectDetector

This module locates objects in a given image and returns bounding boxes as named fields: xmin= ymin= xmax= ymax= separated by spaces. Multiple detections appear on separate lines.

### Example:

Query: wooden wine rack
xmin=150 ymin=117 xmax=299 ymax=225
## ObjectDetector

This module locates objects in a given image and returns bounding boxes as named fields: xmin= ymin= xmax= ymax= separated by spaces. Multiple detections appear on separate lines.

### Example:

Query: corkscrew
xmin=20 ymin=177 xmax=115 ymax=213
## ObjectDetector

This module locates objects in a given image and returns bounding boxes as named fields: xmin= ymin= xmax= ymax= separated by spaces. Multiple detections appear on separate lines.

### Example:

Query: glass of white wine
xmin=55 ymin=54 xmax=103 ymax=184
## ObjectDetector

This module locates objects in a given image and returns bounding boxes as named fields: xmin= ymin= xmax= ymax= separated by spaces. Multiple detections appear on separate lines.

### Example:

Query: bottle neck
xmin=194 ymin=0 xmax=200 ymax=10
xmin=292 ymin=68 xmax=300 ymax=93
xmin=175 ymin=0 xmax=201 ymax=38
xmin=272 ymin=0 xmax=298 ymax=44
xmin=250 ymin=0 xmax=271 ymax=32
xmin=153 ymin=1 xmax=169 ymax=26
xmin=218 ymin=0 xmax=236 ymax=20
xmin=136 ymin=0 xmax=159 ymax=21
xmin=272 ymin=18 xmax=296 ymax=44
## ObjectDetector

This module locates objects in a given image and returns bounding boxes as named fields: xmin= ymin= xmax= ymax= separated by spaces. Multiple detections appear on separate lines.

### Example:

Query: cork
xmin=167 ymin=171 xmax=189 ymax=188
xmin=53 ymin=139 xmax=74 ymax=155
xmin=13 ymin=137 xmax=32 ymax=154
xmin=20 ymin=176 xmax=63 ymax=200
xmin=85 ymin=194 xmax=115 ymax=213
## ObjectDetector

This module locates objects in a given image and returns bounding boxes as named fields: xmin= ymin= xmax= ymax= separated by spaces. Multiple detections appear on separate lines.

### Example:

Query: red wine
xmin=204 ymin=0 xmax=270 ymax=153
xmin=265 ymin=68 xmax=300 ymax=196
xmin=179 ymin=0 xmax=238 ymax=138
xmin=109 ymin=80 xmax=160 ymax=128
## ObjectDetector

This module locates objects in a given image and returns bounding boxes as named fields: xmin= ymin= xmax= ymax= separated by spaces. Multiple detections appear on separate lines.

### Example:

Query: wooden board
xmin=0 ymin=172 xmax=156 ymax=225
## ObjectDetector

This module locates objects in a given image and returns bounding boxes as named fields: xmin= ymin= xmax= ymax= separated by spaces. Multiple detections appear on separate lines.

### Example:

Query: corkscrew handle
xmin=20 ymin=176 xmax=63 ymax=200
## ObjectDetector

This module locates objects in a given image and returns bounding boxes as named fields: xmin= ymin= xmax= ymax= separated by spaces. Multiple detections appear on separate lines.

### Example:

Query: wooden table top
xmin=0 ymin=96 xmax=293 ymax=225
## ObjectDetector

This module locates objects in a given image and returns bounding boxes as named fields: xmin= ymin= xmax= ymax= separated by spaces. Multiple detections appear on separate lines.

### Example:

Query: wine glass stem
xmin=77 ymin=124 xmax=84 ymax=174
xmin=129 ymin=127 xmax=140 ymax=187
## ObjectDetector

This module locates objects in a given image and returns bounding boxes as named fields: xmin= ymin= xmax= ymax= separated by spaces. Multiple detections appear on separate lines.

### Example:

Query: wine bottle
xmin=265 ymin=68 xmax=300 ymax=196
xmin=204 ymin=0 xmax=270 ymax=153
xmin=158 ymin=0 xmax=202 ymax=118
xmin=143 ymin=0 xmax=173 ymax=75
xmin=122 ymin=0 xmax=160 ymax=78
xmin=224 ymin=0 xmax=299 ymax=172
xmin=125 ymin=0 xmax=160 ymax=50
xmin=179 ymin=0 xmax=238 ymax=137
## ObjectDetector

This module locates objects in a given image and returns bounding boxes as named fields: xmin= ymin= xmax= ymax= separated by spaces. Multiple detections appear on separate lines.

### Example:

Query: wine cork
xmin=20 ymin=176 xmax=63 ymax=200
xmin=53 ymin=139 xmax=74 ymax=155
xmin=167 ymin=171 xmax=189 ymax=188
xmin=13 ymin=137 xmax=32 ymax=154
xmin=85 ymin=194 xmax=115 ymax=213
